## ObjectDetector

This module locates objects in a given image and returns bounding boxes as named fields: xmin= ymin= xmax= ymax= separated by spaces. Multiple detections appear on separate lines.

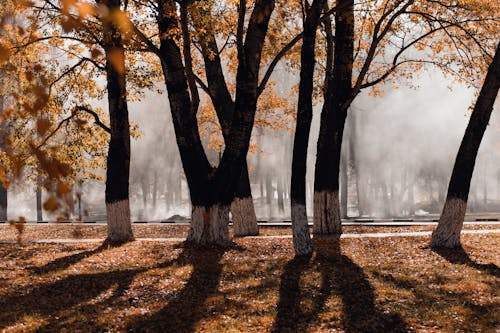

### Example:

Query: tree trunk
xmin=277 ymin=176 xmax=285 ymax=214
xmin=0 ymin=172 xmax=6 ymax=223
xmin=408 ymin=183 xmax=415 ymax=215
xmin=313 ymin=0 xmax=353 ymax=235
xmin=265 ymin=173 xmax=273 ymax=219
xmin=100 ymin=0 xmax=133 ymax=244
xmin=36 ymin=187 xmax=42 ymax=222
xmin=194 ymin=5 xmax=259 ymax=236
xmin=232 ymin=161 xmax=258 ymax=236
xmin=290 ymin=0 xmax=326 ymax=256
xmin=153 ymin=171 xmax=158 ymax=211
xmin=340 ymin=150 xmax=348 ymax=218
xmin=0 ymin=94 xmax=6 ymax=221
xmin=187 ymin=204 xmax=230 ymax=245
xmin=432 ymin=42 xmax=500 ymax=248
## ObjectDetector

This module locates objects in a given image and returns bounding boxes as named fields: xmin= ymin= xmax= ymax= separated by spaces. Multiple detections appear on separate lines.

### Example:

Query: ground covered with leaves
xmin=0 ymin=232 xmax=498 ymax=332
xmin=0 ymin=223 xmax=498 ymax=241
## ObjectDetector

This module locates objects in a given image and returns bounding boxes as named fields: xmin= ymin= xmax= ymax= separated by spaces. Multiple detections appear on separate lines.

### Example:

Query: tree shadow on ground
xmin=272 ymin=253 xmax=313 ymax=332
xmin=125 ymin=243 xmax=229 ymax=333
xmin=0 ymin=266 xmax=143 ymax=331
xmin=272 ymin=237 xmax=407 ymax=333
xmin=28 ymin=242 xmax=110 ymax=275
xmin=374 ymin=270 xmax=497 ymax=331
xmin=432 ymin=246 xmax=499 ymax=278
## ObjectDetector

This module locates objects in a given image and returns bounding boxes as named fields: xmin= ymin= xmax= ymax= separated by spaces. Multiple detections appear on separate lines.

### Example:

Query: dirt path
xmin=1 ymin=228 xmax=498 ymax=244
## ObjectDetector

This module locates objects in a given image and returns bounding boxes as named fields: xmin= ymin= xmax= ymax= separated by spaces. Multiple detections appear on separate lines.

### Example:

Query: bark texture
xmin=100 ymin=0 xmax=134 ymax=243
xmin=0 ymin=94 xmax=6 ymax=221
xmin=314 ymin=0 xmax=353 ymax=235
xmin=431 ymin=198 xmax=467 ymax=248
xmin=36 ymin=187 xmax=43 ymax=222
xmin=231 ymin=197 xmax=259 ymax=236
xmin=290 ymin=0 xmax=326 ymax=255
xmin=231 ymin=162 xmax=259 ymax=236
xmin=187 ymin=205 xmax=230 ymax=245
xmin=106 ymin=200 xmax=133 ymax=243
xmin=0 ymin=183 xmax=6 ymax=221
xmin=291 ymin=204 xmax=314 ymax=256
xmin=432 ymin=42 xmax=500 ymax=248
xmin=156 ymin=0 xmax=274 ymax=244
xmin=314 ymin=190 xmax=342 ymax=234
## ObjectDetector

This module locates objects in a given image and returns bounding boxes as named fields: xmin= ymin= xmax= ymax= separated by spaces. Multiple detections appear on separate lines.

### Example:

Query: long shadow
xmin=374 ymin=271 xmax=497 ymax=330
xmin=28 ymin=243 xmax=109 ymax=275
xmin=0 ymin=267 xmax=143 ymax=331
xmin=126 ymin=243 xmax=227 ymax=332
xmin=0 ymin=243 xmax=192 ymax=331
xmin=272 ymin=237 xmax=407 ymax=333
xmin=317 ymin=238 xmax=407 ymax=333
xmin=432 ymin=246 xmax=500 ymax=278
xmin=272 ymin=254 xmax=312 ymax=332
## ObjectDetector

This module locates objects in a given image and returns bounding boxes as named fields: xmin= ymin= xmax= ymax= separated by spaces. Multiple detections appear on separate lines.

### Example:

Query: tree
xmin=312 ymin=0 xmax=497 ymax=235
xmin=0 ymin=89 xmax=7 ymax=221
xmin=290 ymin=0 xmax=326 ymax=256
xmin=96 ymin=0 xmax=134 ymax=243
xmin=0 ymin=0 xmax=154 ymax=240
xmin=142 ymin=0 xmax=276 ymax=245
xmin=431 ymin=41 xmax=499 ymax=248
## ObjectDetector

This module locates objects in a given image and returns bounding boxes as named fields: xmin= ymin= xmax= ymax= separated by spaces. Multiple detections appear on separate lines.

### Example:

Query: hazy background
xmin=6 ymin=70 xmax=499 ymax=221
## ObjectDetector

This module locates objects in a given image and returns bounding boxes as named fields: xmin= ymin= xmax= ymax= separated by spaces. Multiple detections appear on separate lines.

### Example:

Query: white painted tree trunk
xmin=187 ymin=204 xmax=230 ymax=245
xmin=431 ymin=198 xmax=467 ymax=248
xmin=313 ymin=190 xmax=342 ymax=234
xmin=291 ymin=203 xmax=313 ymax=256
xmin=231 ymin=197 xmax=259 ymax=236
xmin=106 ymin=199 xmax=134 ymax=243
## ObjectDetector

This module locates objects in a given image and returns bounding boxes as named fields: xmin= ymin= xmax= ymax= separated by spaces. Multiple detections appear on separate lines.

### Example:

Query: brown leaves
xmin=0 ymin=234 xmax=497 ymax=331
xmin=36 ymin=119 xmax=51 ymax=136
xmin=8 ymin=216 xmax=25 ymax=241
xmin=0 ymin=43 xmax=11 ymax=63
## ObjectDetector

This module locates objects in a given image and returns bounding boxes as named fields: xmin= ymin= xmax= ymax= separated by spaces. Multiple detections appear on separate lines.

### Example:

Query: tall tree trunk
xmin=340 ymin=150 xmax=348 ymax=218
xmin=158 ymin=0 xmax=225 ymax=244
xmin=100 ymin=0 xmax=133 ymax=243
xmin=290 ymin=0 xmax=325 ymax=256
xmin=0 ymin=94 xmax=6 ymax=221
xmin=232 ymin=161 xmax=258 ymax=236
xmin=277 ymin=175 xmax=285 ymax=214
xmin=36 ymin=186 xmax=42 ymax=222
xmin=265 ymin=173 xmax=273 ymax=219
xmin=194 ymin=7 xmax=259 ymax=236
xmin=313 ymin=0 xmax=354 ymax=235
xmin=156 ymin=0 xmax=275 ymax=245
xmin=432 ymin=42 xmax=500 ymax=248
xmin=153 ymin=171 xmax=158 ymax=211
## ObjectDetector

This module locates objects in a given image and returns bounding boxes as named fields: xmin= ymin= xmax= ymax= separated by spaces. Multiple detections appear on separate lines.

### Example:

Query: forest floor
xmin=0 ymin=223 xmax=499 ymax=242
xmin=0 ymin=226 xmax=498 ymax=332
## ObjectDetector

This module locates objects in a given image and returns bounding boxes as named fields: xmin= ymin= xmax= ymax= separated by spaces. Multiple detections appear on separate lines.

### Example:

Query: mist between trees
xmin=0 ymin=0 xmax=498 ymax=251
xmin=5 ymin=70 xmax=497 ymax=222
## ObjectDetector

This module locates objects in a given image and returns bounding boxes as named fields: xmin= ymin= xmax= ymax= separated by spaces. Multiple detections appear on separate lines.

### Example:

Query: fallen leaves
xmin=0 ymin=234 xmax=497 ymax=332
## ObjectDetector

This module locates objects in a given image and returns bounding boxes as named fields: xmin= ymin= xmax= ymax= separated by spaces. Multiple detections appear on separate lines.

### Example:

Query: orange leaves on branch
xmin=108 ymin=9 xmax=133 ymax=35
xmin=76 ymin=2 xmax=95 ymax=19
xmin=90 ymin=48 xmax=103 ymax=59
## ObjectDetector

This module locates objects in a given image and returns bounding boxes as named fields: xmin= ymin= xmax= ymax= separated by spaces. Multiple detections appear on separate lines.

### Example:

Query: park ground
xmin=0 ymin=224 xmax=498 ymax=332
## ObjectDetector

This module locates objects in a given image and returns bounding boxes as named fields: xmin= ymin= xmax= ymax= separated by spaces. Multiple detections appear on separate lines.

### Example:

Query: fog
xmin=6 ymin=70 xmax=499 ymax=221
